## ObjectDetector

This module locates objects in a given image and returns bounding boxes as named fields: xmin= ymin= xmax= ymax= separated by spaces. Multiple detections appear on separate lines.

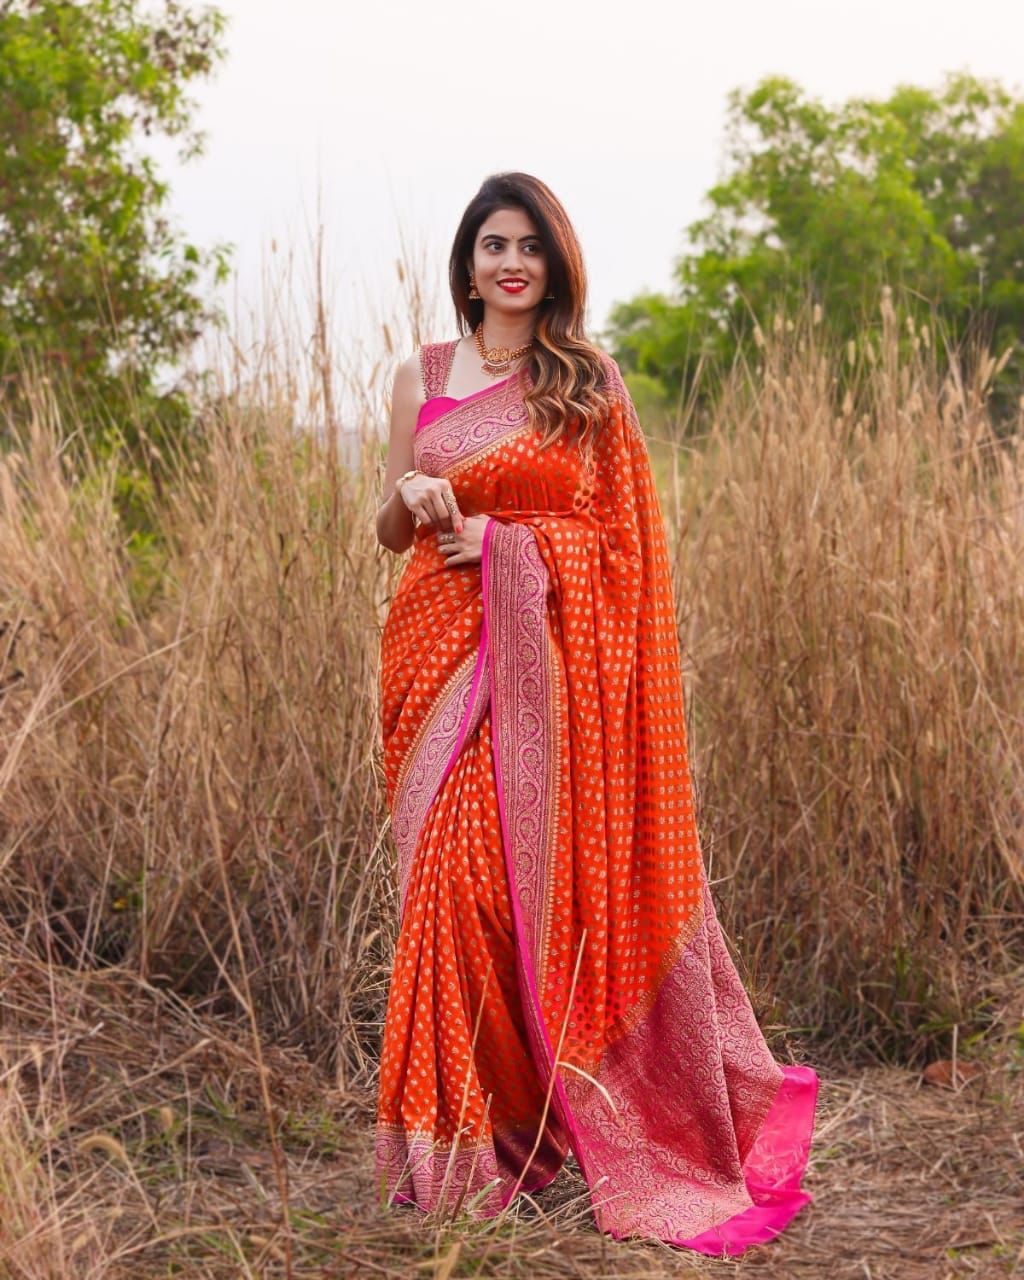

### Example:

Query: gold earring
xmin=468 ymin=272 xmax=481 ymax=300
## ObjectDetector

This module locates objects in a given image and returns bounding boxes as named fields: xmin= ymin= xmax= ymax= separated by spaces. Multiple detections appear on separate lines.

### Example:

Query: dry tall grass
xmin=0 ymin=358 xmax=397 ymax=1090
xmin=664 ymin=295 xmax=1023 ymax=1060
xmin=1 ymin=257 xmax=1022 ymax=1275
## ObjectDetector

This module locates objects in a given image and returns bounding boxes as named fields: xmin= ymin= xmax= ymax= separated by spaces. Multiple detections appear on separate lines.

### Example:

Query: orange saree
xmin=376 ymin=340 xmax=819 ymax=1255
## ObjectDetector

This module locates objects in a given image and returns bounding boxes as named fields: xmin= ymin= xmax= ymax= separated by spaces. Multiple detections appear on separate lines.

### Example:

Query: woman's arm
xmin=375 ymin=355 xmax=421 ymax=554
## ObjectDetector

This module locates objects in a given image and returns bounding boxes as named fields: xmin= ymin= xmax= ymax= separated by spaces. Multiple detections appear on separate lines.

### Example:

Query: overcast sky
xmin=147 ymin=0 xmax=1024 ymax=379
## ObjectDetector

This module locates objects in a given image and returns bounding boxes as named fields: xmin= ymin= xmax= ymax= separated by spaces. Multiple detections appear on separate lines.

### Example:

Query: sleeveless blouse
xmin=415 ymin=339 xmax=518 ymax=433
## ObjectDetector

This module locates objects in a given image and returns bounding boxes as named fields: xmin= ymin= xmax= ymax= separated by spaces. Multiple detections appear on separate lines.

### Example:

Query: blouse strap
xmin=419 ymin=339 xmax=459 ymax=401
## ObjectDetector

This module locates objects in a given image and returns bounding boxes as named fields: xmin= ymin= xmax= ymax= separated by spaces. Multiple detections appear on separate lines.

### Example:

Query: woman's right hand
xmin=398 ymin=473 xmax=464 ymax=535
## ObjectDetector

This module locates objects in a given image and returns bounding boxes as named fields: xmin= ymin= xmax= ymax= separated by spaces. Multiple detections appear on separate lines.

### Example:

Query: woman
xmin=374 ymin=172 xmax=819 ymax=1257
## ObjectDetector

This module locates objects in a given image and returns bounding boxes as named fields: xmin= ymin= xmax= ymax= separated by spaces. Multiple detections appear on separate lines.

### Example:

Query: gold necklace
xmin=473 ymin=321 xmax=533 ymax=377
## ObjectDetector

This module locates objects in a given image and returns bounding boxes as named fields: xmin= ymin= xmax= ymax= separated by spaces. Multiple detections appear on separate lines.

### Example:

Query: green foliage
xmin=0 ymin=0 xmax=231 ymax=443
xmin=605 ymin=72 xmax=1024 ymax=416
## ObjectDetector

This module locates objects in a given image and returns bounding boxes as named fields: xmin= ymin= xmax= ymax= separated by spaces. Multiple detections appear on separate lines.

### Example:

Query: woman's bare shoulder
xmin=394 ymin=349 xmax=421 ymax=379
xmin=392 ymin=350 xmax=423 ymax=398
xmin=387 ymin=353 xmax=426 ymax=444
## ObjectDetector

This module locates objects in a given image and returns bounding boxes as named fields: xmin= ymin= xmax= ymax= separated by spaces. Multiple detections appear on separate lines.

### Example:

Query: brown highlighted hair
xmin=448 ymin=172 xmax=614 ymax=456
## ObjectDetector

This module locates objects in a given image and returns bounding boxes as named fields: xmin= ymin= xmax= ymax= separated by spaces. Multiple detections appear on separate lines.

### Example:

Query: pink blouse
xmin=415 ymin=372 xmax=517 ymax=432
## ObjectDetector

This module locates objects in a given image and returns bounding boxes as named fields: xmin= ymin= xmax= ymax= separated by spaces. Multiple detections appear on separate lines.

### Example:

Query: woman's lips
xmin=498 ymin=280 xmax=527 ymax=293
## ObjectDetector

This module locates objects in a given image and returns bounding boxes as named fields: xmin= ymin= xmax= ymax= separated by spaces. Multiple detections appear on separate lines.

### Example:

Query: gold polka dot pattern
xmin=377 ymin=346 xmax=702 ymax=1183
xmin=375 ymin=346 xmax=818 ymax=1247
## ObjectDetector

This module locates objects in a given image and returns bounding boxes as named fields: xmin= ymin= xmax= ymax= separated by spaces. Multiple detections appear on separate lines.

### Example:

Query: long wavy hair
xmin=448 ymin=172 xmax=614 ymax=456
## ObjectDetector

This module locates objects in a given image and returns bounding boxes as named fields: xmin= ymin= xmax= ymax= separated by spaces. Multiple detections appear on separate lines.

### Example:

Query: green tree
xmin=0 ymin=0 xmax=230 ymax=445
xmin=604 ymin=72 xmax=1024 ymax=416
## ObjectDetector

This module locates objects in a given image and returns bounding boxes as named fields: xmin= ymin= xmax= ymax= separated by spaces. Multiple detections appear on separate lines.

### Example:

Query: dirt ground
xmin=1 ymin=967 xmax=1021 ymax=1278
xmin=335 ymin=1056 xmax=1024 ymax=1279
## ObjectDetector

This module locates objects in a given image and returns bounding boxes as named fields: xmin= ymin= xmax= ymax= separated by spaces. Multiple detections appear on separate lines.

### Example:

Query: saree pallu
xmin=376 ymin=341 xmax=819 ymax=1256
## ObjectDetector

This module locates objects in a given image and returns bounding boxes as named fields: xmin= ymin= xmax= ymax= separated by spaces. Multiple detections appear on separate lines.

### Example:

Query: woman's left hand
xmin=437 ymin=514 xmax=491 ymax=568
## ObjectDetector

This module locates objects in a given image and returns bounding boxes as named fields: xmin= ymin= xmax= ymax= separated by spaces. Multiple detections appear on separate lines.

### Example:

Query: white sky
xmin=147 ymin=0 xmax=1024 ymax=383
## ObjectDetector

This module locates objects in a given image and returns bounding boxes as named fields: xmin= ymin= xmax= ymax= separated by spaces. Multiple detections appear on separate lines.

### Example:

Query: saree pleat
xmin=377 ymin=708 xmax=568 ymax=1212
xmin=377 ymin=341 xmax=819 ymax=1255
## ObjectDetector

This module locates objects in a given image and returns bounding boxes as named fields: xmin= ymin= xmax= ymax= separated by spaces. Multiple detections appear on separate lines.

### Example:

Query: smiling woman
xmin=372 ymin=171 xmax=819 ymax=1258
xmin=480 ymin=230 xmax=542 ymax=299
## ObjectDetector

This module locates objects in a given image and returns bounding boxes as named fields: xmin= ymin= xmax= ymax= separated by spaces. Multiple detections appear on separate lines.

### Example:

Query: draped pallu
xmin=376 ymin=340 xmax=819 ymax=1256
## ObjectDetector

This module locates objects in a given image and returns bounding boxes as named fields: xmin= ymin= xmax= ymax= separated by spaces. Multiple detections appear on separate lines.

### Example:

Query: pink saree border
xmin=480 ymin=514 xmax=820 ymax=1256
xmin=479 ymin=520 xmax=559 ymax=977
xmin=375 ymin=1124 xmax=565 ymax=1217
xmin=414 ymin=370 xmax=531 ymax=479
xmin=375 ymin=1126 xmax=505 ymax=1216
xmin=562 ymin=873 xmax=819 ymax=1251
xmin=392 ymin=631 xmax=491 ymax=919
xmin=415 ymin=371 xmax=519 ymax=434
xmin=674 ymin=1064 xmax=819 ymax=1256
xmin=480 ymin=516 xmax=597 ymax=1181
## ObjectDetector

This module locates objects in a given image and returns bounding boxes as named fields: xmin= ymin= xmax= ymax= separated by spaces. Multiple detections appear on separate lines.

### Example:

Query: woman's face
xmin=469 ymin=206 xmax=549 ymax=317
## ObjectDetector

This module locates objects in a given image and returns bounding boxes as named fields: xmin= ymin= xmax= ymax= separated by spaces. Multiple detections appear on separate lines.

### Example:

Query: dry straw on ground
xmin=1 ymin=255 xmax=1022 ymax=1275
xmin=1 ymin=950 xmax=1021 ymax=1277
